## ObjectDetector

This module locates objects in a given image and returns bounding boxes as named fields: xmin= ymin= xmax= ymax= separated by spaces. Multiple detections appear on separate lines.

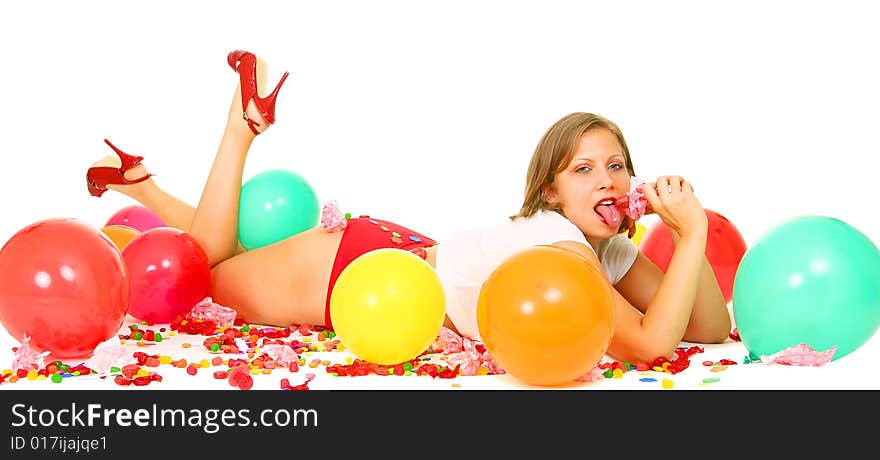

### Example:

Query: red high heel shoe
xmin=227 ymin=50 xmax=290 ymax=135
xmin=85 ymin=139 xmax=153 ymax=197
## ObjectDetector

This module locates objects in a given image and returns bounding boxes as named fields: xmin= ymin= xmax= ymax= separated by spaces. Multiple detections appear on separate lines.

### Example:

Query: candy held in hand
xmin=614 ymin=176 xmax=648 ymax=221
xmin=613 ymin=176 xmax=648 ymax=239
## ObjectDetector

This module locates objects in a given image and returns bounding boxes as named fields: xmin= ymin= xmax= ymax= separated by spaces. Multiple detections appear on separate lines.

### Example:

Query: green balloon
xmin=732 ymin=216 xmax=880 ymax=361
xmin=238 ymin=169 xmax=319 ymax=250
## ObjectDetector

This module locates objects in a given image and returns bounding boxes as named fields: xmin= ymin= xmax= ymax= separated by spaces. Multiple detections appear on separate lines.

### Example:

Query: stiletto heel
xmin=85 ymin=139 xmax=153 ymax=197
xmin=227 ymin=50 xmax=290 ymax=135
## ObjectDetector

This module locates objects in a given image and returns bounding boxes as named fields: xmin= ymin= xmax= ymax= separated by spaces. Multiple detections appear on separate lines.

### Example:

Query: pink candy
xmin=760 ymin=343 xmax=837 ymax=366
xmin=261 ymin=344 xmax=300 ymax=367
xmin=575 ymin=366 xmax=605 ymax=383
xmin=190 ymin=297 xmax=237 ymax=328
xmin=625 ymin=177 xmax=648 ymax=220
xmin=11 ymin=335 xmax=50 ymax=372
xmin=445 ymin=338 xmax=483 ymax=376
xmin=479 ymin=350 xmax=505 ymax=375
xmin=320 ymin=200 xmax=347 ymax=233
xmin=83 ymin=336 xmax=132 ymax=374
xmin=433 ymin=327 xmax=464 ymax=353
xmin=613 ymin=176 xmax=649 ymax=239
xmin=435 ymin=327 xmax=506 ymax=376
xmin=615 ymin=176 xmax=648 ymax=221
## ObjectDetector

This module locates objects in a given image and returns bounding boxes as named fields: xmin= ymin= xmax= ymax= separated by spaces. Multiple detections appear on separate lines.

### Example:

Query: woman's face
xmin=545 ymin=127 xmax=631 ymax=245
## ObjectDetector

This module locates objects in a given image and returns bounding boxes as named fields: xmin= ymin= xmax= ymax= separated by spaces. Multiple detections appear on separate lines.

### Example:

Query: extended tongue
xmin=595 ymin=205 xmax=621 ymax=226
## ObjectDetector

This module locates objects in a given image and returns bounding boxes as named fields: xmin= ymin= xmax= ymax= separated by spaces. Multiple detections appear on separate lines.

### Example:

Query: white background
xmin=1 ymin=1 xmax=879 ymax=388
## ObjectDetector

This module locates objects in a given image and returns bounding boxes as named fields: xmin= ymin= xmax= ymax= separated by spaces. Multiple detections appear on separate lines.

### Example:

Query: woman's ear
xmin=542 ymin=183 xmax=557 ymax=204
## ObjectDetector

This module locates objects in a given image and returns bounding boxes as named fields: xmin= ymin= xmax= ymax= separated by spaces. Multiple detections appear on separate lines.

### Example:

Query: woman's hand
xmin=642 ymin=176 xmax=707 ymax=240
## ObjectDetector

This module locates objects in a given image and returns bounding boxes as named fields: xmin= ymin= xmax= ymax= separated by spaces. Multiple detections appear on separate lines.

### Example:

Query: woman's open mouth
xmin=594 ymin=199 xmax=622 ymax=226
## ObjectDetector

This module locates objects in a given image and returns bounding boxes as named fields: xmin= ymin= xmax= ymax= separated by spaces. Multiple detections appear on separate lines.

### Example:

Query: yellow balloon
xmin=100 ymin=224 xmax=141 ymax=251
xmin=631 ymin=221 xmax=648 ymax=247
xmin=329 ymin=248 xmax=445 ymax=365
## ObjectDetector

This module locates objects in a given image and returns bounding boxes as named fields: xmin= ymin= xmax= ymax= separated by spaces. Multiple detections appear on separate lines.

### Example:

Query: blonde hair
xmin=513 ymin=112 xmax=636 ymax=234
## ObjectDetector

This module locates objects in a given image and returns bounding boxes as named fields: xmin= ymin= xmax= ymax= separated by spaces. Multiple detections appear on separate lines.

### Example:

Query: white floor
xmin=2 ymin=314 xmax=879 ymax=391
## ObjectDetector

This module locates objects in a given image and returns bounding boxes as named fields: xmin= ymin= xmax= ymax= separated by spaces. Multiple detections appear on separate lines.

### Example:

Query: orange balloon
xmin=100 ymin=225 xmax=141 ymax=251
xmin=477 ymin=245 xmax=615 ymax=386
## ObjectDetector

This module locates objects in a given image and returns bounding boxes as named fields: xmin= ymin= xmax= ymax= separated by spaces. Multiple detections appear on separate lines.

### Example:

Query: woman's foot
xmin=107 ymin=161 xmax=152 ymax=198
xmin=228 ymin=83 xmax=273 ymax=136
xmin=227 ymin=50 xmax=289 ymax=136
xmin=88 ymin=155 xmax=153 ymax=199
xmin=86 ymin=139 xmax=154 ymax=197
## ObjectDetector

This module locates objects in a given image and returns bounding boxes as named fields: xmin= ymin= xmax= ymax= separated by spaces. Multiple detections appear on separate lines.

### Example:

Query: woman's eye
xmin=610 ymin=163 xmax=623 ymax=170
xmin=576 ymin=166 xmax=591 ymax=173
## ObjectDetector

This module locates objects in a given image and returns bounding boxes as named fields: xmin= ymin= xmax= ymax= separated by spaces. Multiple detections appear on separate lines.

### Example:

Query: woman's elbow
xmin=685 ymin=320 xmax=732 ymax=344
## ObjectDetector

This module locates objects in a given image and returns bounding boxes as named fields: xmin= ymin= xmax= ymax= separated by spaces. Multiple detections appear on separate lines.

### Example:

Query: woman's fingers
xmin=656 ymin=175 xmax=694 ymax=195
xmin=656 ymin=176 xmax=672 ymax=195
xmin=683 ymin=180 xmax=695 ymax=194
xmin=643 ymin=180 xmax=662 ymax=211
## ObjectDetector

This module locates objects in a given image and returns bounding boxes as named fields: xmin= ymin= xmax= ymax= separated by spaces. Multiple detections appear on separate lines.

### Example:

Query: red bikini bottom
xmin=324 ymin=216 xmax=437 ymax=329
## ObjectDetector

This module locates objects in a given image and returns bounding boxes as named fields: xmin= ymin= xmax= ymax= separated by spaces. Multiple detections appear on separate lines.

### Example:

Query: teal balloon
xmin=238 ymin=169 xmax=319 ymax=250
xmin=732 ymin=216 xmax=880 ymax=361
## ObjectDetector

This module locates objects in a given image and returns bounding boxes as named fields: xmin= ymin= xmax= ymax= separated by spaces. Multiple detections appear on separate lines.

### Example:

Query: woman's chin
xmin=582 ymin=222 xmax=619 ymax=240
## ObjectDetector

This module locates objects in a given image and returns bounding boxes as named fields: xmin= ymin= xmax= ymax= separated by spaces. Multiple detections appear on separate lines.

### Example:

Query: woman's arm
xmin=556 ymin=176 xmax=725 ymax=363
xmin=615 ymin=241 xmax=731 ymax=344
xmin=554 ymin=236 xmax=705 ymax=363
xmin=675 ymin=232 xmax=731 ymax=342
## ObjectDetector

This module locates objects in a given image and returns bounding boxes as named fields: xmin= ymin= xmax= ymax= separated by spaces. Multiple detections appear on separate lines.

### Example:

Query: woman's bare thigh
xmin=208 ymin=228 xmax=344 ymax=326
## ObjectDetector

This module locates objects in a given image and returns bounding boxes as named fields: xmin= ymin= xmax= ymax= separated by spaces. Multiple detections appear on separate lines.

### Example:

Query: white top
xmin=434 ymin=210 xmax=639 ymax=340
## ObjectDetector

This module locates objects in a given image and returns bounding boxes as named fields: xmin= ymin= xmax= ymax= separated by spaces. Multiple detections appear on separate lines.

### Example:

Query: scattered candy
xmin=728 ymin=328 xmax=741 ymax=341
xmin=228 ymin=365 xmax=253 ymax=390
xmin=190 ymin=297 xmax=238 ymax=328
xmin=320 ymin=200 xmax=348 ymax=232
xmin=575 ymin=366 xmax=605 ymax=382
xmin=11 ymin=335 xmax=51 ymax=372
xmin=760 ymin=343 xmax=836 ymax=366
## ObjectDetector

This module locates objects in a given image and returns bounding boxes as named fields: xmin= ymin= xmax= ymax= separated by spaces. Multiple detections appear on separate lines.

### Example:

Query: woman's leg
xmin=185 ymin=83 xmax=257 ymax=266
xmin=107 ymin=172 xmax=197 ymax=232
xmin=104 ymin=54 xmax=281 ymax=264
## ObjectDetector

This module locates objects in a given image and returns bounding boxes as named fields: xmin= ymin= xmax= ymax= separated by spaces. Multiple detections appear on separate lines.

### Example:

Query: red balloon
xmin=0 ymin=218 xmax=129 ymax=359
xmin=122 ymin=227 xmax=211 ymax=324
xmin=640 ymin=209 xmax=747 ymax=303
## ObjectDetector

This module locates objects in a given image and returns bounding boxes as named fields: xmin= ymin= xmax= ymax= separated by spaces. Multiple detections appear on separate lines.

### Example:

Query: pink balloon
xmin=106 ymin=205 xmax=166 ymax=232
xmin=0 ymin=218 xmax=129 ymax=359
xmin=122 ymin=227 xmax=212 ymax=324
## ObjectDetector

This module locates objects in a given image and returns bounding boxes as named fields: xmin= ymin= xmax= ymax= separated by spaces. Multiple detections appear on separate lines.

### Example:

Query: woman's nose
xmin=596 ymin=170 xmax=613 ymax=190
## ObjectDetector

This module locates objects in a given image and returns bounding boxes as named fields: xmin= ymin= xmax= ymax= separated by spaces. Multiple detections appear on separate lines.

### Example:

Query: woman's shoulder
xmin=514 ymin=209 xmax=574 ymax=227
xmin=596 ymin=233 xmax=639 ymax=284
xmin=597 ymin=233 xmax=637 ymax=256
xmin=509 ymin=210 xmax=591 ymax=254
